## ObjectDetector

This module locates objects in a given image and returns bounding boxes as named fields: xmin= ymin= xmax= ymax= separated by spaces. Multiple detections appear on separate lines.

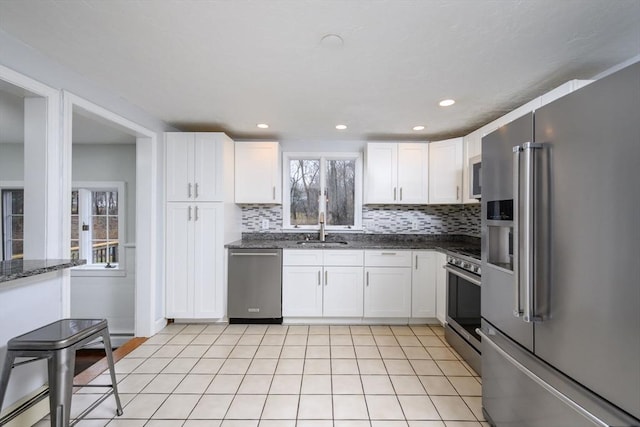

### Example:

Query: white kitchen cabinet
xmin=282 ymin=249 xmax=364 ymax=318
xmin=462 ymin=130 xmax=482 ymax=204
xmin=435 ymin=251 xmax=447 ymax=324
xmin=282 ymin=265 xmax=323 ymax=317
xmin=429 ymin=138 xmax=463 ymax=204
xmin=364 ymin=250 xmax=412 ymax=318
xmin=165 ymin=203 xmax=223 ymax=318
xmin=235 ymin=141 xmax=281 ymax=204
xmin=411 ymin=251 xmax=437 ymax=318
xmin=365 ymin=142 xmax=428 ymax=204
xmin=166 ymin=132 xmax=230 ymax=202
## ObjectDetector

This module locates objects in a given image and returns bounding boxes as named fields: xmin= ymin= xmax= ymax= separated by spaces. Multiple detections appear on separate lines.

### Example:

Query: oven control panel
xmin=447 ymin=255 xmax=481 ymax=275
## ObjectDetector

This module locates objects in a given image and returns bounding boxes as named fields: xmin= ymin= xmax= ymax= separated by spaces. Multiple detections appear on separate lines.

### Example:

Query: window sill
xmin=71 ymin=265 xmax=127 ymax=278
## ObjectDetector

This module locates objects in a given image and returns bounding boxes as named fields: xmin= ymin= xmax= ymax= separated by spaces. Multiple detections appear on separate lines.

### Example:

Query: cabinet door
xmin=435 ymin=252 xmax=447 ymax=324
xmin=282 ymin=266 xmax=323 ymax=317
xmin=411 ymin=251 xmax=437 ymax=318
xmin=165 ymin=203 xmax=194 ymax=318
xmin=235 ymin=142 xmax=281 ymax=203
xmin=193 ymin=134 xmax=223 ymax=201
xmin=365 ymin=143 xmax=397 ymax=204
xmin=323 ymin=266 xmax=364 ymax=317
xmin=397 ymin=143 xmax=429 ymax=204
xmin=364 ymin=267 xmax=412 ymax=317
xmin=166 ymin=133 xmax=195 ymax=202
xmin=193 ymin=203 xmax=223 ymax=318
xmin=429 ymin=138 xmax=463 ymax=204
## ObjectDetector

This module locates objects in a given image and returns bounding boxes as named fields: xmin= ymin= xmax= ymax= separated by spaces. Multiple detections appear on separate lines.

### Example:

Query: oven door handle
xmin=444 ymin=265 xmax=481 ymax=286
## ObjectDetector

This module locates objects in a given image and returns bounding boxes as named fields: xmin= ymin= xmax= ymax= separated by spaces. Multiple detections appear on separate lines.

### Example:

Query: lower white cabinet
xmin=411 ymin=251 xmax=437 ymax=318
xmin=435 ymin=251 xmax=448 ymax=324
xmin=364 ymin=250 xmax=412 ymax=318
xmin=282 ymin=250 xmax=364 ymax=318
xmin=165 ymin=202 xmax=223 ymax=318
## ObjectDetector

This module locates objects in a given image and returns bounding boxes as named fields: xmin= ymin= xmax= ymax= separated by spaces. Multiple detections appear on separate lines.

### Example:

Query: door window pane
xmin=2 ymin=189 xmax=24 ymax=260
xmin=289 ymin=159 xmax=321 ymax=226
xmin=326 ymin=159 xmax=356 ymax=226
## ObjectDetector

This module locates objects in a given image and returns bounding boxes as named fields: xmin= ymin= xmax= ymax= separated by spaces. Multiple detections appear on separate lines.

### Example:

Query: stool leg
xmin=0 ymin=351 xmax=16 ymax=412
xmin=101 ymin=331 xmax=123 ymax=416
xmin=47 ymin=349 xmax=75 ymax=427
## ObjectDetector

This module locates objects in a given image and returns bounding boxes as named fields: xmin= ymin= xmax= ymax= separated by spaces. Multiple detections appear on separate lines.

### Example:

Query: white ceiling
xmin=0 ymin=0 xmax=638 ymax=143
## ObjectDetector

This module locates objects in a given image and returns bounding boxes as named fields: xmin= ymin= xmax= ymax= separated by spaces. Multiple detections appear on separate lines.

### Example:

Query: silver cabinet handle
xmin=381 ymin=252 xmax=396 ymax=256
xmin=318 ymin=270 xmax=321 ymax=286
xmin=325 ymin=270 xmax=328 ymax=286
xmin=456 ymin=185 xmax=459 ymax=200
xmin=188 ymin=206 xmax=192 ymax=221
xmin=194 ymin=206 xmax=199 ymax=221
xmin=393 ymin=187 xmax=397 ymax=201
xmin=400 ymin=187 xmax=403 ymax=201
xmin=195 ymin=183 xmax=199 ymax=198
xmin=273 ymin=186 xmax=276 ymax=200
xmin=188 ymin=183 xmax=192 ymax=198
xmin=366 ymin=271 xmax=369 ymax=286
xmin=415 ymin=255 xmax=418 ymax=270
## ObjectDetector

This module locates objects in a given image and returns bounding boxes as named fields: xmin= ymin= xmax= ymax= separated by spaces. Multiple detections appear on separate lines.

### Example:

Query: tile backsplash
xmin=241 ymin=204 xmax=481 ymax=237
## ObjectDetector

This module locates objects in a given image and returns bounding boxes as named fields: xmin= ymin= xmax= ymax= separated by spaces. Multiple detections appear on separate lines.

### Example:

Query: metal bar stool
xmin=0 ymin=319 xmax=123 ymax=427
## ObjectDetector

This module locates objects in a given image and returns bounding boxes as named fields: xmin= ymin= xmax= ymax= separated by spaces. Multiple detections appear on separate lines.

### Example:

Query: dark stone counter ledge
xmin=226 ymin=233 xmax=479 ymax=252
xmin=0 ymin=259 xmax=87 ymax=284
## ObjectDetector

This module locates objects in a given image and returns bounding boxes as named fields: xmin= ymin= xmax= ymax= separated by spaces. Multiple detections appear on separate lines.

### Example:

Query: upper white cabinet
xmin=365 ymin=142 xmax=429 ymax=204
xmin=166 ymin=132 xmax=230 ymax=202
xmin=462 ymin=130 xmax=482 ymax=204
xmin=235 ymin=141 xmax=281 ymax=204
xmin=428 ymin=138 xmax=463 ymax=204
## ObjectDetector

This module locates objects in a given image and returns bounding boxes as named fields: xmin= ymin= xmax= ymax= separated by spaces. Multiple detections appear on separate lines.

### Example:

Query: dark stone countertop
xmin=0 ymin=259 xmax=87 ymax=285
xmin=226 ymin=233 xmax=480 ymax=254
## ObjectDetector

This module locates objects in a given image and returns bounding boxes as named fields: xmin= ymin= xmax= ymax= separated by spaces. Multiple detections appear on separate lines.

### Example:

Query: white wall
xmin=0 ymin=144 xmax=23 ymax=181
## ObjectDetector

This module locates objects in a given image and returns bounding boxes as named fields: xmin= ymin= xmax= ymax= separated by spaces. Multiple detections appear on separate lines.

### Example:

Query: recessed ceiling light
xmin=439 ymin=99 xmax=455 ymax=107
xmin=257 ymin=123 xmax=269 ymax=129
xmin=413 ymin=125 xmax=425 ymax=131
xmin=335 ymin=124 xmax=347 ymax=130
xmin=320 ymin=34 xmax=344 ymax=49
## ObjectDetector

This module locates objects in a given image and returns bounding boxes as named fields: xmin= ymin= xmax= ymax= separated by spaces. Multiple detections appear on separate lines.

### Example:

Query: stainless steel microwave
xmin=469 ymin=155 xmax=481 ymax=199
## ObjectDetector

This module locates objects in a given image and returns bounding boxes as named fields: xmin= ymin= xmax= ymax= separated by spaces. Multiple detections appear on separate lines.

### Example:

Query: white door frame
xmin=62 ymin=91 xmax=162 ymax=337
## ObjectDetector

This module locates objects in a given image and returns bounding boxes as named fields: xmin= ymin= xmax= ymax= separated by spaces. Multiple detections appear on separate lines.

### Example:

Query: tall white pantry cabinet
xmin=165 ymin=132 xmax=241 ymax=319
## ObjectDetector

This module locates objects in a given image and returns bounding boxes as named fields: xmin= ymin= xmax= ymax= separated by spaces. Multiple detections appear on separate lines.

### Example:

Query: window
xmin=284 ymin=153 xmax=362 ymax=230
xmin=71 ymin=182 xmax=125 ymax=267
xmin=1 ymin=189 xmax=24 ymax=260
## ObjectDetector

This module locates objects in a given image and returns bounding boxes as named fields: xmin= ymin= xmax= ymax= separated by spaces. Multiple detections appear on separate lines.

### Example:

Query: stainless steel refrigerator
xmin=480 ymin=62 xmax=640 ymax=426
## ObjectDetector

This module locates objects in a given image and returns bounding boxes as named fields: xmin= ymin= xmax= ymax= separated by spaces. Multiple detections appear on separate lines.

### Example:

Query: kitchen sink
xmin=296 ymin=240 xmax=349 ymax=247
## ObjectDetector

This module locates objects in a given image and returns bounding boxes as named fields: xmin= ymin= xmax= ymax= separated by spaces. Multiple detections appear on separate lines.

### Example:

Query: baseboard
xmin=0 ymin=387 xmax=49 ymax=427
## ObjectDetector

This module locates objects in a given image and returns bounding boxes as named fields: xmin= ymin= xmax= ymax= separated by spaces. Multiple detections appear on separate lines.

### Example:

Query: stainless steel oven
xmin=444 ymin=250 xmax=481 ymax=374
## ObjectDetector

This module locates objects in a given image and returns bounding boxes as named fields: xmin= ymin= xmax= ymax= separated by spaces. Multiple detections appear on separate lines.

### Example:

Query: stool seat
xmin=8 ymin=319 xmax=108 ymax=351
xmin=0 ymin=318 xmax=122 ymax=427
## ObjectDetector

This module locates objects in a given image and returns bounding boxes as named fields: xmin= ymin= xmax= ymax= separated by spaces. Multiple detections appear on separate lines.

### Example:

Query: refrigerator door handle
xmin=512 ymin=145 xmax=523 ymax=318
xmin=477 ymin=328 xmax=609 ymax=427
xmin=515 ymin=142 xmax=544 ymax=322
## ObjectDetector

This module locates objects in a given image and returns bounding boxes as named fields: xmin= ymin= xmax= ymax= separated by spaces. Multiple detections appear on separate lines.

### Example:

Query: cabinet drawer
xmin=283 ymin=249 xmax=323 ymax=266
xmin=324 ymin=250 xmax=364 ymax=266
xmin=365 ymin=250 xmax=412 ymax=267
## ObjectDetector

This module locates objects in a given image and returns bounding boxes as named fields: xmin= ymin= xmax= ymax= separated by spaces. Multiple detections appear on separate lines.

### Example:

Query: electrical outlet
xmin=412 ymin=219 xmax=419 ymax=230
xmin=261 ymin=219 xmax=270 ymax=230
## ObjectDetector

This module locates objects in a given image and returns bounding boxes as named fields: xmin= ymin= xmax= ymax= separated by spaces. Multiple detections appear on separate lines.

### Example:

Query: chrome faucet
xmin=319 ymin=212 xmax=327 ymax=242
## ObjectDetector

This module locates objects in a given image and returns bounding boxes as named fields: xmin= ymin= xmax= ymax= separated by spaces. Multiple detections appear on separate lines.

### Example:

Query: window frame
xmin=71 ymin=181 xmax=126 ymax=271
xmin=0 ymin=182 xmax=24 ymax=261
xmin=283 ymin=152 xmax=362 ymax=231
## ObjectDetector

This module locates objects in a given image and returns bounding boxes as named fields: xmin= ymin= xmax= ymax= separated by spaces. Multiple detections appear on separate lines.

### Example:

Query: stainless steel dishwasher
xmin=227 ymin=248 xmax=282 ymax=323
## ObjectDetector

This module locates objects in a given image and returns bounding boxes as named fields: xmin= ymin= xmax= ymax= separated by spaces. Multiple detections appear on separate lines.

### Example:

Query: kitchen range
xmin=480 ymin=63 xmax=639 ymax=425
xmin=444 ymin=246 xmax=482 ymax=374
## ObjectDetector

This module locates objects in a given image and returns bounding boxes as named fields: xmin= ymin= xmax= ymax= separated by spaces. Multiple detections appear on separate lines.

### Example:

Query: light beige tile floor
xmin=35 ymin=323 xmax=488 ymax=427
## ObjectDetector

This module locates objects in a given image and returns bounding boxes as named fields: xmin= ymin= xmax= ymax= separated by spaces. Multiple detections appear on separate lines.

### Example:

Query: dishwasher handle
xmin=230 ymin=252 xmax=279 ymax=257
